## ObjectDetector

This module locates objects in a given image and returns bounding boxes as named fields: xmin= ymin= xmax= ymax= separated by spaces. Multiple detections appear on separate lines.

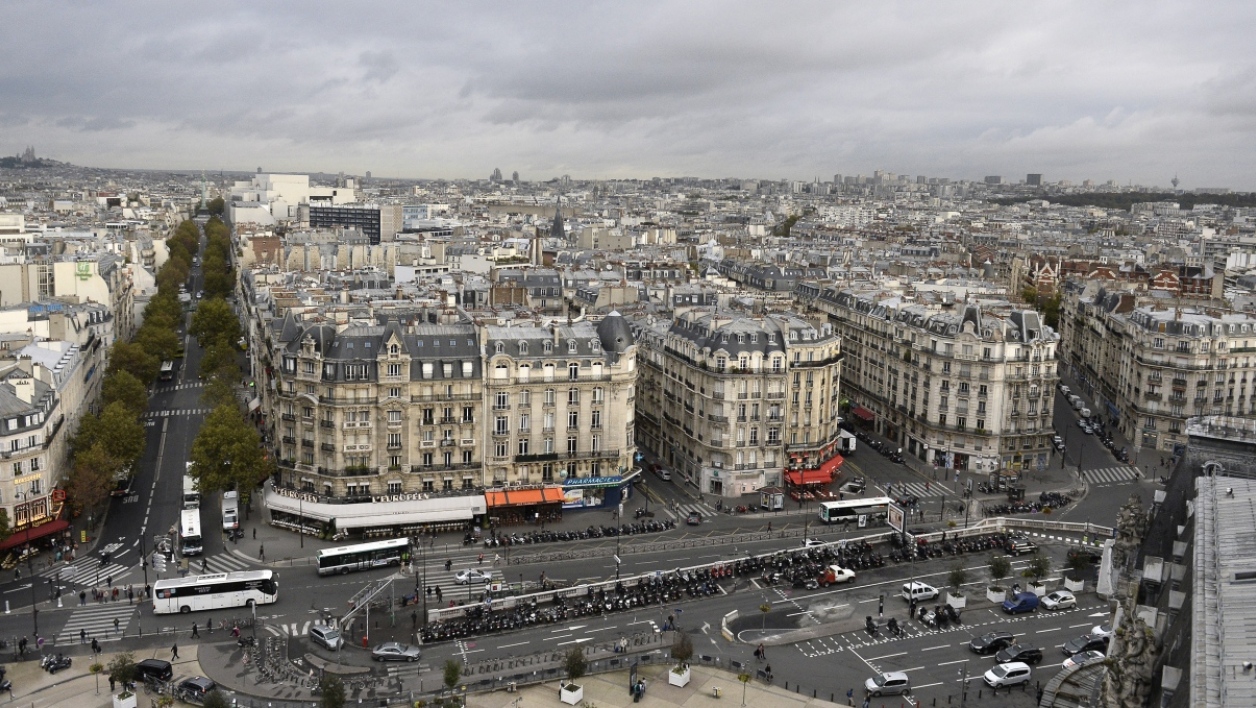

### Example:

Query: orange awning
xmin=486 ymin=487 xmax=565 ymax=507
xmin=0 ymin=518 xmax=70 ymax=552
xmin=819 ymin=453 xmax=844 ymax=478
xmin=785 ymin=469 xmax=834 ymax=486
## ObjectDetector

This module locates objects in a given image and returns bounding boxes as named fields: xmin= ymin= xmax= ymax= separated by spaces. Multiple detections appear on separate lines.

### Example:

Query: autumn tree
xmin=67 ymin=444 xmax=118 ymax=520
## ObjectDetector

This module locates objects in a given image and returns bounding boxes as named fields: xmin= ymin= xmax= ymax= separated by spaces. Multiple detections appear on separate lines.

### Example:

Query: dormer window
xmin=496 ymin=342 xmax=504 ymax=354
xmin=568 ymin=340 xmax=578 ymax=353
xmin=590 ymin=339 xmax=600 ymax=352
xmin=544 ymin=341 xmax=553 ymax=353
xmin=519 ymin=342 xmax=528 ymax=355
xmin=389 ymin=343 xmax=399 ymax=356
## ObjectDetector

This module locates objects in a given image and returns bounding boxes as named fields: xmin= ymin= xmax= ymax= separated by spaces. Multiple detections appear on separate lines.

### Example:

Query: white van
xmin=901 ymin=581 xmax=938 ymax=602
xmin=1071 ymin=397 xmax=1085 ymax=411
xmin=1079 ymin=408 xmax=1091 ymax=419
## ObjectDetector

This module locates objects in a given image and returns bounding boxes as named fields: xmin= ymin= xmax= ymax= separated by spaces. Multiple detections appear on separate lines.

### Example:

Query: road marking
xmin=556 ymin=637 xmax=593 ymax=646
xmin=900 ymin=665 xmax=925 ymax=673
xmin=922 ymin=644 xmax=950 ymax=651
xmin=913 ymin=682 xmax=943 ymax=689
xmin=1036 ymin=627 xmax=1067 ymax=633
xmin=868 ymin=651 xmax=906 ymax=661
xmin=498 ymin=641 xmax=530 ymax=649
xmin=938 ymin=659 xmax=968 ymax=666
xmin=1069 ymin=622 xmax=1092 ymax=628
xmin=847 ymin=648 xmax=879 ymax=674
xmin=550 ymin=633 xmax=572 ymax=639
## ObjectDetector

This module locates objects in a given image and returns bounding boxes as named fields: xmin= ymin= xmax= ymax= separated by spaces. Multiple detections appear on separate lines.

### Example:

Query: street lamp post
xmin=614 ymin=507 xmax=623 ymax=580
xmin=17 ymin=490 xmax=38 ymax=639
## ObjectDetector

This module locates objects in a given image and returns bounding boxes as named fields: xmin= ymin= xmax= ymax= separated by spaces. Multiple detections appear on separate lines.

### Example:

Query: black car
xmin=1067 ymin=547 xmax=1103 ymax=566
xmin=135 ymin=658 xmax=174 ymax=683
xmin=969 ymin=631 xmax=1017 ymax=655
xmin=995 ymin=644 xmax=1044 ymax=665
xmin=1062 ymin=634 xmax=1111 ymax=657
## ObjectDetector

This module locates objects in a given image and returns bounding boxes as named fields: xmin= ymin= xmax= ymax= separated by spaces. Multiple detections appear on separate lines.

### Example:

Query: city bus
xmin=152 ymin=570 xmax=279 ymax=614
xmin=316 ymin=538 xmax=410 ymax=576
xmin=159 ymin=360 xmax=175 ymax=382
xmin=182 ymin=473 xmax=200 ymax=510
xmin=818 ymin=496 xmax=894 ymax=525
xmin=179 ymin=508 xmax=203 ymax=556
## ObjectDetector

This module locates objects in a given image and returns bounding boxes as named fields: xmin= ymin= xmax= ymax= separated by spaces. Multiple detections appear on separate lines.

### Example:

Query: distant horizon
xmin=3 ymin=153 xmax=1215 ymax=194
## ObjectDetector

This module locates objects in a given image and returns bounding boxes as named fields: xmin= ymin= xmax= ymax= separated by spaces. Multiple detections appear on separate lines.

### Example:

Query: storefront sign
xmin=562 ymin=475 xmax=624 ymax=488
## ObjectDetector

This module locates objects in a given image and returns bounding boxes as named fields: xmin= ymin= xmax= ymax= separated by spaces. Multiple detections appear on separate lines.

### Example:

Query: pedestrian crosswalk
xmin=152 ymin=552 xmax=252 ymax=576
xmin=268 ymin=620 xmax=317 ymax=637
xmin=54 ymin=602 xmax=138 ymax=645
xmin=40 ymin=551 xmax=135 ymax=589
xmin=661 ymin=502 xmax=719 ymax=520
xmin=880 ymin=481 xmax=947 ymax=500
xmin=154 ymin=383 xmax=204 ymax=393
xmin=1082 ymin=466 xmax=1142 ymax=486
xmin=141 ymin=408 xmax=212 ymax=419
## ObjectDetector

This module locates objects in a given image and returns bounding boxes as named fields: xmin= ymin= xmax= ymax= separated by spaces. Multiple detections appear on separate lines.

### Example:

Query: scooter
xmin=237 ymin=636 xmax=256 ymax=648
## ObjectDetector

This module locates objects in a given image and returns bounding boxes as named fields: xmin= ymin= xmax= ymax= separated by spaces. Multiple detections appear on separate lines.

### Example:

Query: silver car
xmin=372 ymin=642 xmax=421 ymax=662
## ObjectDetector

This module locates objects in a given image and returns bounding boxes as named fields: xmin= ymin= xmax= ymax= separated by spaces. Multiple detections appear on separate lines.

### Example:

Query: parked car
xmin=372 ymin=642 xmax=422 ymax=662
xmin=1002 ymin=592 xmax=1040 ymax=615
xmin=1005 ymin=536 xmax=1038 ymax=556
xmin=802 ymin=538 xmax=827 ymax=548
xmin=969 ymin=631 xmax=1017 ymax=655
xmin=901 ymin=581 xmax=938 ymax=602
xmin=983 ymin=662 xmax=1032 ymax=688
xmin=1058 ymin=385 xmax=1071 ymax=396
xmin=1091 ymin=622 xmax=1114 ymax=639
xmin=135 ymin=659 xmax=174 ymax=683
xmin=176 ymin=677 xmax=218 ymax=705
xmin=1062 ymin=634 xmax=1111 ymax=657
xmin=995 ymin=644 xmax=1044 ymax=665
xmin=454 ymin=568 xmax=493 ymax=585
xmin=839 ymin=477 xmax=867 ymax=494
xmin=309 ymin=624 xmax=344 ymax=651
xmin=1041 ymin=590 xmax=1076 ymax=611
xmin=1062 ymin=650 xmax=1106 ymax=670
xmin=864 ymin=671 xmax=911 ymax=697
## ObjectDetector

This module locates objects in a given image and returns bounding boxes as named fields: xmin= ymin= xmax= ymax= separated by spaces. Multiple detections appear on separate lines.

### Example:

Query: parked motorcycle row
xmin=474 ymin=521 xmax=678 ymax=548
xmin=887 ymin=532 xmax=1012 ymax=563
xmin=419 ymin=570 xmax=720 ymax=643
xmin=40 ymin=653 xmax=72 ymax=674
xmin=753 ymin=541 xmax=884 ymax=589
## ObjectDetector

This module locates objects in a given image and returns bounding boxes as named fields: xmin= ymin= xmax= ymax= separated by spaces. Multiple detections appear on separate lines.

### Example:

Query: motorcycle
xmin=237 ymin=636 xmax=256 ymax=648
xmin=42 ymin=655 xmax=71 ymax=674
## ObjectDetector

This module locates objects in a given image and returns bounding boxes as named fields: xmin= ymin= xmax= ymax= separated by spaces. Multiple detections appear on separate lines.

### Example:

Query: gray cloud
xmin=1 ymin=1 xmax=1254 ymax=188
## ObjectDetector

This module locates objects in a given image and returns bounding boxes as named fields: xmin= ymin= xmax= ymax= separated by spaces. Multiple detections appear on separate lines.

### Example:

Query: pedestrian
xmin=114 ymin=618 xmax=120 ymax=636
xmin=172 ymin=643 xmax=179 ymax=660
xmin=18 ymin=636 xmax=26 ymax=656
xmin=862 ymin=698 xmax=870 ymax=708
xmin=79 ymin=590 xmax=86 ymax=606
xmin=201 ymin=559 xmax=208 ymax=572
xmin=435 ymin=586 xmax=443 ymax=601
xmin=207 ymin=615 xmax=212 ymax=634
xmin=80 ymin=628 xmax=86 ymax=644
xmin=847 ymin=687 xmax=854 ymax=706
xmin=110 ymin=676 xmax=116 ymax=692
xmin=757 ymin=643 xmax=765 ymax=660
xmin=411 ymin=610 xmax=417 ymax=628
xmin=112 ymin=587 xmax=118 ymax=602
xmin=493 ymin=553 xmax=501 ymax=565
xmin=92 ymin=638 xmax=100 ymax=655
xmin=107 ymin=575 xmax=113 ymax=588
xmin=192 ymin=622 xmax=199 ymax=638
xmin=477 ymin=553 xmax=484 ymax=565
xmin=252 ymin=528 xmax=256 ymax=540
xmin=259 ymin=545 xmax=265 ymax=561
xmin=767 ymin=521 xmax=772 ymax=532
xmin=127 ymin=587 xmax=134 ymax=604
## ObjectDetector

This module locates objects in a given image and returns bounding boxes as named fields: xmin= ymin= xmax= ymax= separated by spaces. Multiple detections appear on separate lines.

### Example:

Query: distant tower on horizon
xmin=200 ymin=171 xmax=208 ymax=208
xmin=1172 ymin=175 xmax=1180 ymax=190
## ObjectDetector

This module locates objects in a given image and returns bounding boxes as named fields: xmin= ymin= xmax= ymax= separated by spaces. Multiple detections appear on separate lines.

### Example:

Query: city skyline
xmin=3 ymin=1 xmax=1255 ymax=189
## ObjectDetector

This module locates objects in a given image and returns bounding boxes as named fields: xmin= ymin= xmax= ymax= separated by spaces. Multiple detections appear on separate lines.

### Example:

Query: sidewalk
xmin=6 ymin=644 xmax=206 ymax=708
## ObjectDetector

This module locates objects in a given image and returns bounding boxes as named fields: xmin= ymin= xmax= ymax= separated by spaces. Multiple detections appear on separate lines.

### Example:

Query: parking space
xmin=789 ymin=589 xmax=1113 ymax=703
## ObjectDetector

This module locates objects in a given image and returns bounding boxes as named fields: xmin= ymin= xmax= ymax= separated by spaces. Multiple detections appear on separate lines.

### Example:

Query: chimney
xmin=11 ymin=376 xmax=34 ymax=404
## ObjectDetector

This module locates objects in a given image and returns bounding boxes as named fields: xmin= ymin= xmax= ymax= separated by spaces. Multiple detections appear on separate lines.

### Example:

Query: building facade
xmin=806 ymin=288 xmax=1059 ymax=475
xmin=629 ymin=310 xmax=843 ymax=497
xmin=259 ymin=313 xmax=637 ymax=529
xmin=1060 ymin=285 xmax=1256 ymax=453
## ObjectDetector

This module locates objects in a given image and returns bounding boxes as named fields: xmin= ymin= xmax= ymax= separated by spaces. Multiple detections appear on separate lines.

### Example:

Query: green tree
xmin=563 ymin=648 xmax=586 ymax=681
xmin=102 ymin=370 xmax=148 ymax=417
xmin=671 ymin=629 xmax=694 ymax=665
xmin=199 ymin=341 xmax=241 ymax=381
xmin=948 ymin=563 xmax=968 ymax=590
xmin=190 ymin=404 xmax=269 ymax=500
xmin=75 ymin=403 xmax=146 ymax=467
xmin=207 ymin=196 xmax=226 ymax=216
xmin=107 ymin=650 xmax=137 ymax=690
xmin=988 ymin=555 xmax=1011 ymax=588
xmin=443 ymin=658 xmax=462 ymax=695
xmin=68 ymin=444 xmax=121 ymax=520
xmin=202 ymin=691 xmax=229 ymax=708
xmin=190 ymin=298 xmax=242 ymax=350
xmin=319 ymin=675 xmax=345 ymax=708
xmin=135 ymin=325 xmax=181 ymax=364
xmin=1024 ymin=552 xmax=1052 ymax=582
xmin=0 ymin=509 xmax=10 ymax=540
xmin=108 ymin=340 xmax=159 ymax=384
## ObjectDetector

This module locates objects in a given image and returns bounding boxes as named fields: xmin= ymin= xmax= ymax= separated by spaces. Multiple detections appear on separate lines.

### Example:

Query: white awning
xmin=247 ymin=397 xmax=261 ymax=412
xmin=264 ymin=483 xmax=484 ymax=529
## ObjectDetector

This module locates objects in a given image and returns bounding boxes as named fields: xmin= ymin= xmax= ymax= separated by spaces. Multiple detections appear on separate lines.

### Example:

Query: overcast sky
xmin=3 ymin=1 xmax=1254 ymax=189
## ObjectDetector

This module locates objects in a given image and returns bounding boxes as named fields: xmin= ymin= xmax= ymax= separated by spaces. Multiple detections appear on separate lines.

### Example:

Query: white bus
xmin=818 ymin=496 xmax=894 ymax=525
xmin=180 ymin=508 xmax=203 ymax=556
xmin=159 ymin=360 xmax=175 ymax=382
xmin=182 ymin=474 xmax=200 ymax=510
xmin=221 ymin=491 xmax=239 ymax=531
xmin=316 ymin=538 xmax=410 ymax=576
xmin=152 ymin=570 xmax=279 ymax=614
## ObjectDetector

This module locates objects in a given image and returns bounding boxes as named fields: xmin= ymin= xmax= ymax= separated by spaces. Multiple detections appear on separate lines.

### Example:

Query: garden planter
xmin=986 ymin=586 xmax=1006 ymax=604
xmin=559 ymin=682 xmax=583 ymax=705
xmin=112 ymin=692 xmax=138 ymax=708
xmin=945 ymin=591 xmax=967 ymax=609
xmin=1063 ymin=577 xmax=1085 ymax=592
xmin=669 ymin=665 xmax=692 ymax=687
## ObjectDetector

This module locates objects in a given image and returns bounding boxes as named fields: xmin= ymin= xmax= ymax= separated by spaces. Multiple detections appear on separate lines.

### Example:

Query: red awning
xmin=0 ymin=518 xmax=70 ymax=553
xmin=819 ymin=454 xmax=844 ymax=478
xmin=851 ymin=406 xmax=875 ymax=422
xmin=786 ymin=469 xmax=834 ymax=486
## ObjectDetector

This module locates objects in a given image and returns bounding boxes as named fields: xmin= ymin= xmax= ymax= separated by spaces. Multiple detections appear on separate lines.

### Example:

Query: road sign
xmin=887 ymin=504 xmax=905 ymax=533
